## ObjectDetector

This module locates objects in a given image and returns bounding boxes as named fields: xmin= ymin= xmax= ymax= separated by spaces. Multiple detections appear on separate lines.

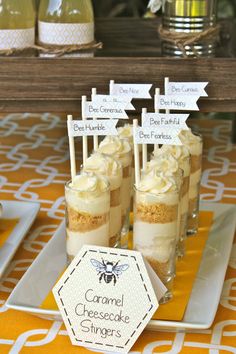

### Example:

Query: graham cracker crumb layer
xmin=180 ymin=212 xmax=188 ymax=240
xmin=67 ymin=254 xmax=74 ymax=262
xmin=66 ymin=206 xmax=109 ymax=232
xmin=110 ymin=187 xmax=121 ymax=207
xmin=182 ymin=176 xmax=190 ymax=197
xmin=191 ymin=154 xmax=202 ymax=173
xmin=109 ymin=234 xmax=119 ymax=247
xmin=146 ymin=257 xmax=173 ymax=291
xmin=136 ymin=203 xmax=178 ymax=223
xmin=188 ymin=197 xmax=198 ymax=215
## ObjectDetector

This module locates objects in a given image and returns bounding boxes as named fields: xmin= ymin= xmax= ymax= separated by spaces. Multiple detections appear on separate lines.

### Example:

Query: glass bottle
xmin=0 ymin=0 xmax=35 ymax=52
xmin=38 ymin=0 xmax=94 ymax=57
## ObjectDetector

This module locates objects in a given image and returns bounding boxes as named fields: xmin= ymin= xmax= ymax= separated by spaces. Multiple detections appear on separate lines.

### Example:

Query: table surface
xmin=0 ymin=114 xmax=236 ymax=353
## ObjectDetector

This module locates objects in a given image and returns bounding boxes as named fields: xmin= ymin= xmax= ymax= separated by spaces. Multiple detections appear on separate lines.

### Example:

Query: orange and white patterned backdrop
xmin=0 ymin=113 xmax=235 ymax=354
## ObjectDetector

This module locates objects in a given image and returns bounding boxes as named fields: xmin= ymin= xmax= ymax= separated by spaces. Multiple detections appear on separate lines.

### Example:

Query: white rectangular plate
xmin=0 ymin=201 xmax=40 ymax=277
xmin=6 ymin=202 xmax=236 ymax=331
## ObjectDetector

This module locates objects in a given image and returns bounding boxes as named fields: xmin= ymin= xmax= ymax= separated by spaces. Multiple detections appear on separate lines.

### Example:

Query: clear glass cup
xmin=65 ymin=173 xmax=110 ymax=262
xmin=119 ymin=150 xmax=132 ymax=249
xmin=176 ymin=155 xmax=191 ymax=257
xmin=97 ymin=137 xmax=132 ymax=249
xmin=187 ymin=133 xmax=203 ymax=235
xmin=82 ymin=153 xmax=123 ymax=248
xmin=133 ymin=186 xmax=180 ymax=303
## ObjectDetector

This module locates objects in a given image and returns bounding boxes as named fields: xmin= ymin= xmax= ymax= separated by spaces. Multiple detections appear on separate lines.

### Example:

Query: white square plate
xmin=6 ymin=202 xmax=236 ymax=331
xmin=0 ymin=201 xmax=40 ymax=277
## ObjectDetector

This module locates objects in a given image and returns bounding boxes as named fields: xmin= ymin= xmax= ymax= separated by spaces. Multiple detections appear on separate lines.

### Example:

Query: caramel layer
xmin=110 ymin=187 xmax=121 ymax=207
xmin=191 ymin=154 xmax=202 ymax=173
xmin=66 ymin=206 xmax=109 ymax=232
xmin=136 ymin=203 xmax=178 ymax=223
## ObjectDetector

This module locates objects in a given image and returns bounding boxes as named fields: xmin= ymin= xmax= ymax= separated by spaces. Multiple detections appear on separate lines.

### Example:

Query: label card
xmin=68 ymin=120 xmax=118 ymax=137
xmin=84 ymin=101 xmax=129 ymax=119
xmin=110 ymin=83 xmax=152 ymax=99
xmin=142 ymin=113 xmax=189 ymax=130
xmin=167 ymin=82 xmax=208 ymax=97
xmin=155 ymin=95 xmax=199 ymax=111
xmin=53 ymin=245 xmax=160 ymax=354
xmin=93 ymin=94 xmax=135 ymax=110
xmin=134 ymin=126 xmax=182 ymax=146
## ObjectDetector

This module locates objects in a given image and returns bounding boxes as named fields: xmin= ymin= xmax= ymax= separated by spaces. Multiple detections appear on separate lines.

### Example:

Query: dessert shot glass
xmin=151 ymin=145 xmax=191 ymax=256
xmin=98 ymin=136 xmax=133 ymax=249
xmin=177 ymin=155 xmax=191 ymax=257
xmin=133 ymin=184 xmax=180 ymax=303
xmin=83 ymin=153 xmax=122 ymax=247
xmin=65 ymin=172 xmax=110 ymax=262
xmin=186 ymin=133 xmax=203 ymax=235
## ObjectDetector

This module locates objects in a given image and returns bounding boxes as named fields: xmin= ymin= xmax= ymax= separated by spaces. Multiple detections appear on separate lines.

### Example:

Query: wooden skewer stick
xmin=81 ymin=95 xmax=88 ymax=164
xmin=154 ymin=87 xmax=160 ymax=154
xmin=109 ymin=79 xmax=115 ymax=95
xmin=165 ymin=77 xmax=170 ymax=115
xmin=142 ymin=107 xmax=147 ymax=171
xmin=133 ymin=119 xmax=140 ymax=186
xmin=91 ymin=88 xmax=99 ymax=151
xmin=67 ymin=114 xmax=76 ymax=183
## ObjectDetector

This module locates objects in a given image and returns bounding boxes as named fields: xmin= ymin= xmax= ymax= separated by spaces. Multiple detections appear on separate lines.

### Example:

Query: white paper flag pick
xmin=167 ymin=82 xmax=208 ymax=97
xmin=110 ymin=83 xmax=152 ymax=99
xmin=155 ymin=95 xmax=199 ymax=111
xmin=93 ymin=94 xmax=135 ymax=110
xmin=134 ymin=126 xmax=182 ymax=146
xmin=68 ymin=119 xmax=118 ymax=137
xmin=142 ymin=113 xmax=189 ymax=130
xmin=84 ymin=101 xmax=129 ymax=119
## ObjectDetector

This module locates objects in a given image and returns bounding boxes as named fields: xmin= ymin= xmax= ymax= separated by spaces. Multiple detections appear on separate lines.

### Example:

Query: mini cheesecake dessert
xmin=133 ymin=172 xmax=180 ymax=303
xmin=117 ymin=124 xmax=134 ymax=148
xmin=83 ymin=152 xmax=122 ymax=247
xmin=179 ymin=130 xmax=203 ymax=235
xmin=65 ymin=172 xmax=110 ymax=261
xmin=118 ymin=123 xmax=142 ymax=213
xmin=154 ymin=145 xmax=191 ymax=257
xmin=98 ymin=136 xmax=132 ymax=248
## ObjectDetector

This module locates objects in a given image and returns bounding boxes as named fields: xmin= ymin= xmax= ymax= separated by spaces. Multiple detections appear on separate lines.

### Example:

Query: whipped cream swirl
xmin=117 ymin=124 xmax=133 ymax=146
xmin=84 ymin=153 xmax=122 ymax=178
xmin=83 ymin=153 xmax=122 ymax=190
xmin=69 ymin=172 xmax=109 ymax=199
xmin=138 ymin=172 xmax=178 ymax=195
xmin=179 ymin=129 xmax=202 ymax=156
xmin=145 ymin=154 xmax=179 ymax=176
xmin=98 ymin=136 xmax=132 ymax=167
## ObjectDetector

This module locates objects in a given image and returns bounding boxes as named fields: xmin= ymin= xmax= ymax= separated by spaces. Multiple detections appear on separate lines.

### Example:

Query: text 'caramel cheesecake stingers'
xmin=65 ymin=172 xmax=110 ymax=261
xmin=83 ymin=152 xmax=122 ymax=247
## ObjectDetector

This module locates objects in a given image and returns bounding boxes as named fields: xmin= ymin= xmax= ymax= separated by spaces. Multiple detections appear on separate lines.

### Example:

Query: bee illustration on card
xmin=90 ymin=258 xmax=129 ymax=285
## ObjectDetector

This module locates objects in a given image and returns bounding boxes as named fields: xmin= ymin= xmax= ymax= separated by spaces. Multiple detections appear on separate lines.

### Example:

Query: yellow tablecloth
xmin=0 ymin=114 xmax=235 ymax=353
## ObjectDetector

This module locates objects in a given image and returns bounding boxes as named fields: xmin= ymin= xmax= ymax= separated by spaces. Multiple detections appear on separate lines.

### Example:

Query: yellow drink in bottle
xmin=0 ymin=0 xmax=35 ymax=50
xmin=38 ymin=0 xmax=94 ymax=57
